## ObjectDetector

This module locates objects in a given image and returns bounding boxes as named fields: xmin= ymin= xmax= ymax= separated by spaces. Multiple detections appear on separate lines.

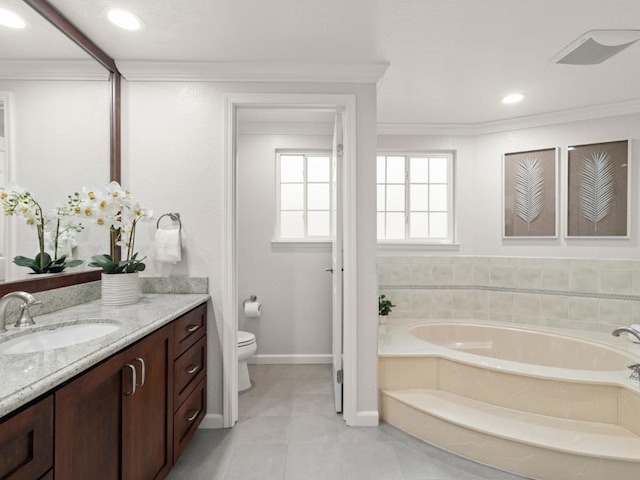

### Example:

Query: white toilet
xmin=237 ymin=330 xmax=257 ymax=392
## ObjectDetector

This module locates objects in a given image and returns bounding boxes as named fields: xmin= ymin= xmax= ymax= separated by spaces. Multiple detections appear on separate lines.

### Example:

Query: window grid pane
xmin=280 ymin=155 xmax=304 ymax=182
xmin=385 ymin=212 xmax=406 ymax=240
xmin=377 ymin=153 xmax=452 ymax=241
xmin=386 ymin=156 xmax=405 ymax=183
xmin=277 ymin=152 xmax=333 ymax=240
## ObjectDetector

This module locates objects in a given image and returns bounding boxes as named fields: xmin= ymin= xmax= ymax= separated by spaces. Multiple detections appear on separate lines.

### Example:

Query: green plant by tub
xmin=378 ymin=295 xmax=396 ymax=316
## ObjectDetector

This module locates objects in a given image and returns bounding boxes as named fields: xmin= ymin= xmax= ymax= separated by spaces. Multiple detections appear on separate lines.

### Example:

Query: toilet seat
xmin=238 ymin=330 xmax=256 ymax=347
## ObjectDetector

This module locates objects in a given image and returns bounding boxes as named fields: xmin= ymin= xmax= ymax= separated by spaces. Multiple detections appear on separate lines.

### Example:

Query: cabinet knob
xmin=186 ymin=324 xmax=200 ymax=333
xmin=186 ymin=364 xmax=200 ymax=375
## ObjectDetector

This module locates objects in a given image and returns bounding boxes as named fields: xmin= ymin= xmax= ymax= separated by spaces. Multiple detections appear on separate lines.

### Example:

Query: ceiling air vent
xmin=552 ymin=29 xmax=640 ymax=65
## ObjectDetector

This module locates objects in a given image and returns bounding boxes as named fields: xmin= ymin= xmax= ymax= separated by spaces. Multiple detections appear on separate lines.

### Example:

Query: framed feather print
xmin=503 ymin=148 xmax=558 ymax=238
xmin=566 ymin=140 xmax=629 ymax=238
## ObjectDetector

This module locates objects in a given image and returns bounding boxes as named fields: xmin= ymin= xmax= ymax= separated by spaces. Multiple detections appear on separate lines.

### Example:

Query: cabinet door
xmin=0 ymin=394 xmax=53 ymax=480
xmin=55 ymin=350 xmax=130 ymax=480
xmin=123 ymin=324 xmax=173 ymax=480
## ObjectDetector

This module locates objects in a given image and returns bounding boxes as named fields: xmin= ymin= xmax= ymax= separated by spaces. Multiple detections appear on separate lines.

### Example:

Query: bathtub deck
xmin=381 ymin=388 xmax=640 ymax=480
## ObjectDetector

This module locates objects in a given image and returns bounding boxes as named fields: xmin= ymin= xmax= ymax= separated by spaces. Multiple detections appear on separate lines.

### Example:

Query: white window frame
xmin=377 ymin=151 xmax=457 ymax=248
xmin=274 ymin=149 xmax=333 ymax=243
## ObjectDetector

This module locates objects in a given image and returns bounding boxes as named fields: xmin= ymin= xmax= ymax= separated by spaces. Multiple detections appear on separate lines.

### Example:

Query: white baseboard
xmin=354 ymin=410 xmax=380 ymax=427
xmin=248 ymin=354 xmax=332 ymax=364
xmin=199 ymin=413 xmax=224 ymax=429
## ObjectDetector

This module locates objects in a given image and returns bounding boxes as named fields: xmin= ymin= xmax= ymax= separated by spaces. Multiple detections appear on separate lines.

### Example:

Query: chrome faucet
xmin=628 ymin=364 xmax=640 ymax=383
xmin=0 ymin=291 xmax=41 ymax=333
xmin=612 ymin=326 xmax=640 ymax=343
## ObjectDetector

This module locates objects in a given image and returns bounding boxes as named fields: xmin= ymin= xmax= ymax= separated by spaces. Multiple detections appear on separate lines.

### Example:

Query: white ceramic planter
xmin=101 ymin=272 xmax=140 ymax=306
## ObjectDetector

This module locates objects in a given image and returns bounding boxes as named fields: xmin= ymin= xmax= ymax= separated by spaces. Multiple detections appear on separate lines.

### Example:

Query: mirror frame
xmin=0 ymin=0 xmax=121 ymax=296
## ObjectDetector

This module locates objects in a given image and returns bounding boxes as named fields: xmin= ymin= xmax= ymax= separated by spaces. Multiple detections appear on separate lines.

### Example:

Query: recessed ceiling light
xmin=106 ymin=8 xmax=143 ymax=31
xmin=502 ymin=93 xmax=525 ymax=104
xmin=0 ymin=7 xmax=26 ymax=29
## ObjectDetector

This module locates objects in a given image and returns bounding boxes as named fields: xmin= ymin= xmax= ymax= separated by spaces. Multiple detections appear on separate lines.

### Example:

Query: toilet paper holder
xmin=243 ymin=295 xmax=258 ymax=307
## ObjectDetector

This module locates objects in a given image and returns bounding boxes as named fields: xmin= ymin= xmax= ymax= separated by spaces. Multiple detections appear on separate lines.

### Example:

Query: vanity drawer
xmin=174 ymin=304 xmax=206 ymax=357
xmin=0 ymin=394 xmax=53 ymax=480
xmin=173 ymin=377 xmax=206 ymax=463
xmin=174 ymin=335 xmax=207 ymax=409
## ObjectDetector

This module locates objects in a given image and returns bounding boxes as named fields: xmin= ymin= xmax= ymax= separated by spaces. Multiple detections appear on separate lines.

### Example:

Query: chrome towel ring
xmin=156 ymin=212 xmax=182 ymax=231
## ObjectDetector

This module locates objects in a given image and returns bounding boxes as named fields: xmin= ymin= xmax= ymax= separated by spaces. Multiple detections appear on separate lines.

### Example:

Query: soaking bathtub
xmin=408 ymin=322 xmax=639 ymax=372
xmin=378 ymin=320 xmax=640 ymax=480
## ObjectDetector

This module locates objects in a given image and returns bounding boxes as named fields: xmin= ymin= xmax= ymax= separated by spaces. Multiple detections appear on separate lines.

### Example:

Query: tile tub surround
xmin=378 ymin=320 xmax=640 ymax=480
xmin=0 ymin=293 xmax=210 ymax=418
xmin=378 ymin=255 xmax=640 ymax=333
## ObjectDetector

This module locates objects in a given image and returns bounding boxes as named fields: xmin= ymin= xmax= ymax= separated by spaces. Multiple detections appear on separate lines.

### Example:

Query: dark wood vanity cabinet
xmin=172 ymin=303 xmax=207 ymax=462
xmin=0 ymin=302 xmax=207 ymax=480
xmin=55 ymin=323 xmax=173 ymax=480
xmin=124 ymin=326 xmax=174 ymax=480
xmin=0 ymin=394 xmax=53 ymax=480
xmin=54 ymin=348 xmax=130 ymax=480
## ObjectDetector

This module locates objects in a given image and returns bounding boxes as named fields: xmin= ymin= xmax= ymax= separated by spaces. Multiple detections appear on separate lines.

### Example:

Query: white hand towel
xmin=154 ymin=229 xmax=181 ymax=264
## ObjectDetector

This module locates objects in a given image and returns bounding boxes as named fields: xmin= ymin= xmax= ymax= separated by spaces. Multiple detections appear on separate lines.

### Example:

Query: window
xmin=377 ymin=153 xmax=454 ymax=243
xmin=276 ymin=151 xmax=332 ymax=240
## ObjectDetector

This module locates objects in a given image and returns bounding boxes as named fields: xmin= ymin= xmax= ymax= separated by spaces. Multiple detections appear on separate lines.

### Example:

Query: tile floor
xmin=168 ymin=364 xmax=529 ymax=480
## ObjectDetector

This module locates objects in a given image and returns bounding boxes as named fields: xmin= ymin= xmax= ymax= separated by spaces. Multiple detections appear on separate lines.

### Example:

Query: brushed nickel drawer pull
xmin=186 ymin=364 xmax=200 ymax=375
xmin=186 ymin=324 xmax=200 ymax=333
xmin=135 ymin=357 xmax=146 ymax=388
xmin=186 ymin=409 xmax=200 ymax=422
xmin=124 ymin=364 xmax=137 ymax=396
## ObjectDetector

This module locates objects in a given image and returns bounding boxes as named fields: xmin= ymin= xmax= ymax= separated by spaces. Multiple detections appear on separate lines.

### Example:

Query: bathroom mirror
xmin=0 ymin=0 xmax=120 ymax=295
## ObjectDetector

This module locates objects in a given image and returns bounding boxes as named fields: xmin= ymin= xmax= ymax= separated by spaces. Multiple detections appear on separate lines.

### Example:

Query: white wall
xmin=379 ymin=112 xmax=640 ymax=260
xmin=237 ymin=132 xmax=333 ymax=359
xmin=124 ymin=81 xmax=378 ymax=424
xmin=0 ymin=80 xmax=110 ymax=278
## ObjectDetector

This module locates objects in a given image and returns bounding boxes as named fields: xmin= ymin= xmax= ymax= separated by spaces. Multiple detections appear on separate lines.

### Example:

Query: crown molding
xmin=0 ymin=60 xmax=110 ymax=81
xmin=378 ymin=98 xmax=640 ymax=136
xmin=238 ymin=121 xmax=334 ymax=136
xmin=116 ymin=61 xmax=389 ymax=86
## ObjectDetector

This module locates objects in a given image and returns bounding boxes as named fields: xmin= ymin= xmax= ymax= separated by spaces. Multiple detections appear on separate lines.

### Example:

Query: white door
xmin=0 ymin=134 xmax=6 ymax=281
xmin=330 ymin=113 xmax=343 ymax=413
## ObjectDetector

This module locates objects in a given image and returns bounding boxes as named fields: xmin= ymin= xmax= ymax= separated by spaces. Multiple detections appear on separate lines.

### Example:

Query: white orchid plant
xmin=82 ymin=181 xmax=153 ymax=274
xmin=0 ymin=187 xmax=84 ymax=273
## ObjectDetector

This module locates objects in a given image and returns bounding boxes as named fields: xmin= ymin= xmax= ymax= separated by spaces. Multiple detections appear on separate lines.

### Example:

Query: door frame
xmin=222 ymin=93 xmax=358 ymax=427
xmin=0 ymin=92 xmax=16 ymax=282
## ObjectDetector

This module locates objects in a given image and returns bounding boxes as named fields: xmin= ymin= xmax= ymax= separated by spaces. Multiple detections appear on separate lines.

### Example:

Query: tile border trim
xmin=378 ymin=284 xmax=640 ymax=302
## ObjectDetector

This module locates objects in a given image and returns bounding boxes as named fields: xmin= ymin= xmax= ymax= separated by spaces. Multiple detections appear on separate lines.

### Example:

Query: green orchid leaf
xmin=13 ymin=256 xmax=39 ymax=268
xmin=91 ymin=252 xmax=146 ymax=274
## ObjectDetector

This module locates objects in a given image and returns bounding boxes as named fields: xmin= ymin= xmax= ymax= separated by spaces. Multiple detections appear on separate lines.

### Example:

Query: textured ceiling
xmin=0 ymin=0 xmax=90 ymax=60
xmin=11 ymin=0 xmax=640 ymax=125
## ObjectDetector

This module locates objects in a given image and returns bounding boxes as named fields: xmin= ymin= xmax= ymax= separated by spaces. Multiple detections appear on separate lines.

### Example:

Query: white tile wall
xmin=378 ymin=256 xmax=639 ymax=333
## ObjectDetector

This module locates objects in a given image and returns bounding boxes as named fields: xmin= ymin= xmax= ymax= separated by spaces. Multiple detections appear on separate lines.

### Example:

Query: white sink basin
xmin=0 ymin=323 xmax=120 ymax=354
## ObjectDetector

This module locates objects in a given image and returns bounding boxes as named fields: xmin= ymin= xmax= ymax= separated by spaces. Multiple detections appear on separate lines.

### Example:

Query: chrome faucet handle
xmin=627 ymin=364 xmax=640 ymax=382
xmin=14 ymin=302 xmax=38 ymax=328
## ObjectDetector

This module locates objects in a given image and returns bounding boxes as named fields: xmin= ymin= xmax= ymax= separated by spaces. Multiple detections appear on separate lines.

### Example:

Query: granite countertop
xmin=0 ymin=293 xmax=210 ymax=418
